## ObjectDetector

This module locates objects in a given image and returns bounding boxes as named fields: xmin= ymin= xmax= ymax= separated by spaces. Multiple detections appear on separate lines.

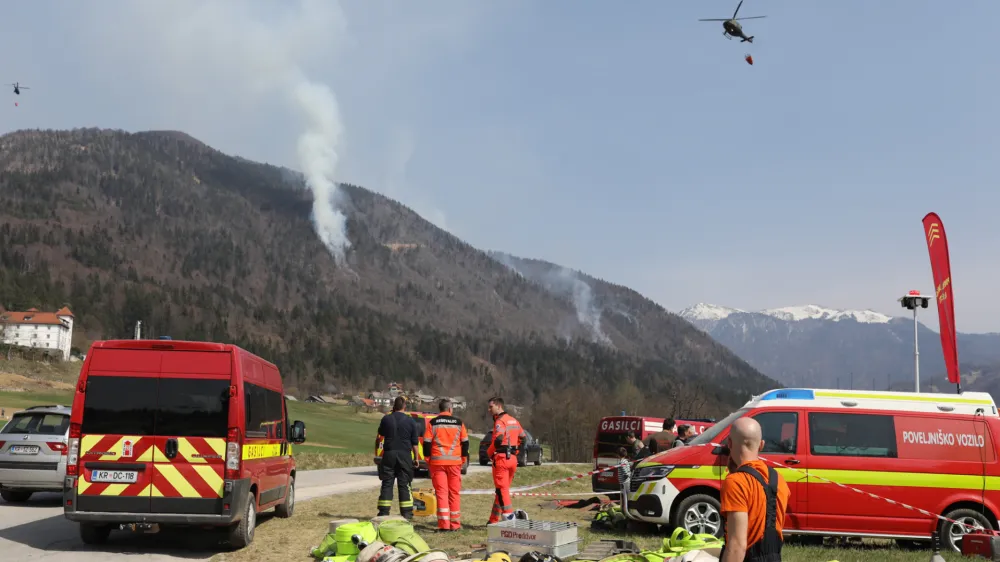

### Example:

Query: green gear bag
xmin=312 ymin=532 xmax=339 ymax=559
xmin=376 ymin=519 xmax=430 ymax=554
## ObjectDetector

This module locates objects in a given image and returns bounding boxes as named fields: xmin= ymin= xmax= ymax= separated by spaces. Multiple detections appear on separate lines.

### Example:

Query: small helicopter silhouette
xmin=7 ymin=82 xmax=29 ymax=95
xmin=699 ymin=0 xmax=767 ymax=43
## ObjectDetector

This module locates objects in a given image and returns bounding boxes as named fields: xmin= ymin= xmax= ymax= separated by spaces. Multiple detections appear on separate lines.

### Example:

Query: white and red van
xmin=592 ymin=415 xmax=714 ymax=493
xmin=624 ymin=388 xmax=1000 ymax=553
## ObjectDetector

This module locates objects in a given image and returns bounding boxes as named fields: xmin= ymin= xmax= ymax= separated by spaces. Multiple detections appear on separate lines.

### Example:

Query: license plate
xmin=8 ymin=445 xmax=40 ymax=455
xmin=91 ymin=470 xmax=138 ymax=484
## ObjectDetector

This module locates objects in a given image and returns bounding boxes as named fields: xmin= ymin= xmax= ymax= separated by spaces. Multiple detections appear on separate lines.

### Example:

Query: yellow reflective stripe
xmin=192 ymin=464 xmax=225 ymax=497
xmin=155 ymin=464 xmax=200 ymax=497
xmin=814 ymin=390 xmax=993 ymax=405
xmin=242 ymin=443 xmax=282 ymax=460
xmin=665 ymin=466 xmax=1000 ymax=490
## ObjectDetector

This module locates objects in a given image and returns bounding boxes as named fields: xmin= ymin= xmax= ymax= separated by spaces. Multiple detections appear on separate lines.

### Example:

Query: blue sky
xmin=3 ymin=1 xmax=999 ymax=332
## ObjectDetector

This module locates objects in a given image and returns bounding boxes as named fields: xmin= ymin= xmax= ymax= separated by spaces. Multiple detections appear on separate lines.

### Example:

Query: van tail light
xmin=47 ymin=442 xmax=68 ymax=455
xmin=225 ymin=427 xmax=241 ymax=480
xmin=66 ymin=423 xmax=82 ymax=476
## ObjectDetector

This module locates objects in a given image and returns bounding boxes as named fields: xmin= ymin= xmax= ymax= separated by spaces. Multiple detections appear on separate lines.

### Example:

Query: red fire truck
xmin=592 ymin=415 xmax=714 ymax=494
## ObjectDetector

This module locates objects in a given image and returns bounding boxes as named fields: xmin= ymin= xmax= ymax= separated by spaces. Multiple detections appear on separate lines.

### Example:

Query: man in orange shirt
xmin=423 ymin=399 xmax=470 ymax=531
xmin=719 ymin=417 xmax=790 ymax=562
xmin=486 ymin=396 xmax=524 ymax=524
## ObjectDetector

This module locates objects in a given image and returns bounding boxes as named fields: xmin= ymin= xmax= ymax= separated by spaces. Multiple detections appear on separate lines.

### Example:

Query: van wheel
xmin=227 ymin=492 xmax=257 ymax=549
xmin=275 ymin=477 xmax=295 ymax=518
xmin=461 ymin=464 xmax=468 ymax=475
xmin=534 ymin=454 xmax=542 ymax=467
xmin=674 ymin=494 xmax=724 ymax=538
xmin=80 ymin=523 xmax=112 ymax=545
xmin=0 ymin=489 xmax=32 ymax=503
xmin=938 ymin=508 xmax=993 ymax=552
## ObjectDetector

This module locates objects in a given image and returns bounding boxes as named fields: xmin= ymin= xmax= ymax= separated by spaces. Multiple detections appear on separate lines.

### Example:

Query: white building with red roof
xmin=0 ymin=307 xmax=75 ymax=360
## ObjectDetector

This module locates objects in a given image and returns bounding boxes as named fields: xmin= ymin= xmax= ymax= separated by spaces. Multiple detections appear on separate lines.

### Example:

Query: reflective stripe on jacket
xmin=422 ymin=414 xmax=469 ymax=465
xmin=487 ymin=412 xmax=524 ymax=458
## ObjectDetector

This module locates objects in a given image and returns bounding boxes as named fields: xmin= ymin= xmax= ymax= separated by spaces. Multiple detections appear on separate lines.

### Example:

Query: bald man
xmin=719 ymin=417 xmax=790 ymax=562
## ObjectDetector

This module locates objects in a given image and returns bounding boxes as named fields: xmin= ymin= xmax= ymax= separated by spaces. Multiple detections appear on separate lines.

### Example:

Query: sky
xmin=3 ymin=1 xmax=1000 ymax=333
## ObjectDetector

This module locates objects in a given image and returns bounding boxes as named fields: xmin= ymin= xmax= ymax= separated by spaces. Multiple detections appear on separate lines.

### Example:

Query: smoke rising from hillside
xmin=78 ymin=0 xmax=354 ymax=264
xmin=294 ymin=80 xmax=351 ymax=264
xmin=492 ymin=252 xmax=612 ymax=346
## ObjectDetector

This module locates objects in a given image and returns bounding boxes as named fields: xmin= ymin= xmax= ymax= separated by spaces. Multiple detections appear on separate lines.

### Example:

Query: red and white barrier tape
xmin=696 ymin=441 xmax=996 ymax=536
xmin=457 ymin=442 xmax=996 ymax=533
xmin=458 ymin=461 xmax=628 ymax=496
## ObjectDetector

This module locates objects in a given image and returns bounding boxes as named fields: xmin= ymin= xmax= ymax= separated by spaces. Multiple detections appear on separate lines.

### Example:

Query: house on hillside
xmin=451 ymin=396 xmax=467 ymax=411
xmin=369 ymin=391 xmax=392 ymax=408
xmin=414 ymin=391 xmax=436 ymax=406
xmin=1 ymin=307 xmax=75 ymax=361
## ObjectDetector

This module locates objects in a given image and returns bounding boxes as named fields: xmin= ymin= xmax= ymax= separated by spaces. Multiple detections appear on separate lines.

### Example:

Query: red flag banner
xmin=922 ymin=213 xmax=960 ymax=385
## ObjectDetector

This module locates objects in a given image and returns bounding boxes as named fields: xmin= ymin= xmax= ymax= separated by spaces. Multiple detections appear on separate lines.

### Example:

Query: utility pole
xmin=134 ymin=320 xmax=142 ymax=340
xmin=898 ymin=290 xmax=930 ymax=393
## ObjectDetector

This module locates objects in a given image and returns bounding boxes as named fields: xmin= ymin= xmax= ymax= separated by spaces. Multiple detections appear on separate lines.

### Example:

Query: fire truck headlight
xmin=637 ymin=465 xmax=674 ymax=480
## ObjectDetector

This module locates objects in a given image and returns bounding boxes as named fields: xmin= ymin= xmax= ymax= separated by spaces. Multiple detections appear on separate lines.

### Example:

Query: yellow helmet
xmin=486 ymin=551 xmax=513 ymax=562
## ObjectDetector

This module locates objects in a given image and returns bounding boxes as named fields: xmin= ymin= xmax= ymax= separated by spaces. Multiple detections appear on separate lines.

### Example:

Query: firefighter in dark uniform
xmin=376 ymin=396 xmax=421 ymax=519
xmin=719 ymin=417 xmax=790 ymax=562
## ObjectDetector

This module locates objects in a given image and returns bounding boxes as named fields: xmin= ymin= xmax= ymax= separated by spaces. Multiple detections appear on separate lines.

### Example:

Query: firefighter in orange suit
xmin=423 ymin=398 xmax=470 ymax=531
xmin=486 ymin=396 xmax=524 ymax=524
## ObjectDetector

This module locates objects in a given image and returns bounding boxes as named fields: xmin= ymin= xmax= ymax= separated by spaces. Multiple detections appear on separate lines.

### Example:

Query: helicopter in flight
xmin=8 ymin=82 xmax=29 ymax=95
xmin=699 ymin=0 xmax=766 ymax=43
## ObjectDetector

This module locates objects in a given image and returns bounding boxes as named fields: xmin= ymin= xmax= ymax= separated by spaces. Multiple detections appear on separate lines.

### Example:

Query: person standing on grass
xmin=719 ymin=417 xmax=790 ymax=562
xmin=486 ymin=396 xmax=524 ymax=524
xmin=424 ymin=399 xmax=470 ymax=532
xmin=376 ymin=396 xmax=420 ymax=519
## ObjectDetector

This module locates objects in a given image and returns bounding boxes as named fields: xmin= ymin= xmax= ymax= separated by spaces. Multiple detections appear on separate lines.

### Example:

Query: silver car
xmin=0 ymin=404 xmax=71 ymax=503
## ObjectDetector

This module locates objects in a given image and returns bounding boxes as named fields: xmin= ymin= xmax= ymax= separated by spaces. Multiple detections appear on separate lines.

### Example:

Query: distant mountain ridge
xmin=679 ymin=302 xmax=1000 ymax=392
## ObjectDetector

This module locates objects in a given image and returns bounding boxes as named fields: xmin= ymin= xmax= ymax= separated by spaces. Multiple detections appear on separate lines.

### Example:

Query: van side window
xmin=244 ymin=382 xmax=285 ymax=439
xmin=752 ymin=411 xmax=798 ymax=454
xmin=244 ymin=383 xmax=268 ymax=437
xmin=808 ymin=412 xmax=897 ymax=458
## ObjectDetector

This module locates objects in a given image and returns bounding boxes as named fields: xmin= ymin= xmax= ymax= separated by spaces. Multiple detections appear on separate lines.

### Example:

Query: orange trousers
xmin=488 ymin=455 xmax=518 ymax=523
xmin=430 ymin=464 xmax=463 ymax=530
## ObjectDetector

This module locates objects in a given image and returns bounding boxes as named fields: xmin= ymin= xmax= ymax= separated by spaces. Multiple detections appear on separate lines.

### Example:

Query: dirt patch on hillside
xmin=0 ymin=372 xmax=75 ymax=392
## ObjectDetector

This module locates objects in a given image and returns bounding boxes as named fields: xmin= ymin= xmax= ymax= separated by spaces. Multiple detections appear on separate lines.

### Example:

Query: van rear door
xmin=150 ymin=351 xmax=232 ymax=515
xmin=76 ymin=349 xmax=160 ymax=514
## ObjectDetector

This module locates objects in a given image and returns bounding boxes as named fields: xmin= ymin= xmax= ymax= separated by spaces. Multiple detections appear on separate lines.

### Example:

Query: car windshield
xmin=686 ymin=408 xmax=749 ymax=447
xmin=1 ymin=412 xmax=70 ymax=435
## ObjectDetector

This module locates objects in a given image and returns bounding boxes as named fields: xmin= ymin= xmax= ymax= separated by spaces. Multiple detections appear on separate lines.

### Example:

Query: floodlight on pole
xmin=898 ymin=290 xmax=930 ymax=392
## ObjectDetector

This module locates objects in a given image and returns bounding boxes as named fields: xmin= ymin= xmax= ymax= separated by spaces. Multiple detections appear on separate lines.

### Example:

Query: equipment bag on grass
xmin=377 ymin=519 xmax=431 ymax=554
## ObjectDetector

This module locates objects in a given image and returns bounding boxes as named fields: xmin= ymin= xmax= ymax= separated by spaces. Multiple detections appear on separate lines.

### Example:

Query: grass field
xmin=210 ymin=463 xmax=975 ymax=562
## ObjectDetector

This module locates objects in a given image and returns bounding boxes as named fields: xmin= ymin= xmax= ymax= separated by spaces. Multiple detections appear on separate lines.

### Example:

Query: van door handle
xmin=165 ymin=438 xmax=178 ymax=459
xmin=784 ymin=458 xmax=801 ymax=465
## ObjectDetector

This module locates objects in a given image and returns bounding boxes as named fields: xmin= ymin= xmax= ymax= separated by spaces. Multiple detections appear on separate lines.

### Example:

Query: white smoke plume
xmin=294 ymin=81 xmax=351 ymax=265
xmin=491 ymin=251 xmax=613 ymax=346
xmin=75 ymin=1 xmax=354 ymax=265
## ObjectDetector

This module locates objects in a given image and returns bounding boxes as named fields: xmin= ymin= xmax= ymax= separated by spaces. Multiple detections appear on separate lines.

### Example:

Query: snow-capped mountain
xmin=678 ymin=303 xmax=1000 ymax=391
xmin=680 ymin=303 xmax=892 ymax=330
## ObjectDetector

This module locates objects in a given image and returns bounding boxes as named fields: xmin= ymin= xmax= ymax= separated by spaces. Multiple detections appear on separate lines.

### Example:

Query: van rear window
xmin=80 ymin=375 xmax=229 ymax=437
xmin=82 ymin=376 xmax=158 ymax=436
xmin=157 ymin=378 xmax=230 ymax=438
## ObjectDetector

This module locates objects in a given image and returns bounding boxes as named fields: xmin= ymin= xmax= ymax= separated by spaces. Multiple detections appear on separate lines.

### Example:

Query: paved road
xmin=0 ymin=464 xmax=495 ymax=561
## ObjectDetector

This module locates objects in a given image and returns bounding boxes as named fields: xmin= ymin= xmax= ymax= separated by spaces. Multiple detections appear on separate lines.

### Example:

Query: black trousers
xmin=377 ymin=450 xmax=415 ymax=516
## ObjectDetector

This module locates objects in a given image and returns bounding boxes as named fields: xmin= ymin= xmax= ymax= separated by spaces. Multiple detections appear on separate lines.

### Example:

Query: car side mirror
xmin=712 ymin=445 xmax=730 ymax=456
xmin=290 ymin=420 xmax=306 ymax=444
